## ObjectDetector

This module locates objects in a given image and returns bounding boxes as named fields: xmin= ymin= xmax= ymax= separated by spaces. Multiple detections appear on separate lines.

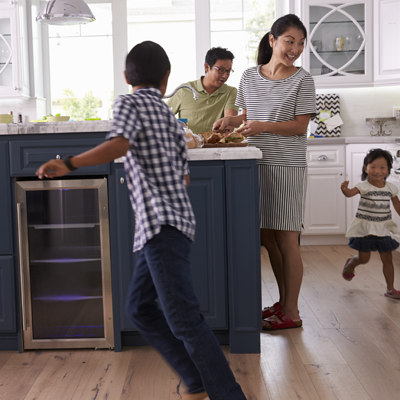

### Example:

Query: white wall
xmin=316 ymin=85 xmax=400 ymax=136
xmin=0 ymin=97 xmax=46 ymax=122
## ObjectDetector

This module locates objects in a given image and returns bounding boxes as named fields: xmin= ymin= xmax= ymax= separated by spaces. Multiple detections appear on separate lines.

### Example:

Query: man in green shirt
xmin=167 ymin=47 xmax=238 ymax=135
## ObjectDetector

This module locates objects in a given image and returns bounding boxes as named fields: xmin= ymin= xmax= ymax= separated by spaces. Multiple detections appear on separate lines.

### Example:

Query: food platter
xmin=203 ymin=142 xmax=248 ymax=148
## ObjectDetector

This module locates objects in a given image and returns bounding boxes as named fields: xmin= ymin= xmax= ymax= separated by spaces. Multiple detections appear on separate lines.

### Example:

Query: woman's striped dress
xmin=235 ymin=66 xmax=316 ymax=231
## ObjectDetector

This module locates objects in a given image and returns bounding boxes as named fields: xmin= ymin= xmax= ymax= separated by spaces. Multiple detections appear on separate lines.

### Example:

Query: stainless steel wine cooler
xmin=16 ymin=179 xmax=114 ymax=350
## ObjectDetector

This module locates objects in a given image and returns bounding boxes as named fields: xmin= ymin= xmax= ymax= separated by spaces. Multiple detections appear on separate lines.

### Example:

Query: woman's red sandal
xmin=262 ymin=302 xmax=282 ymax=319
xmin=262 ymin=310 xmax=302 ymax=331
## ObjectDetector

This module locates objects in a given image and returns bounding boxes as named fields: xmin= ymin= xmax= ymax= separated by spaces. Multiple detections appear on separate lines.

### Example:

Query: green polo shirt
xmin=167 ymin=77 xmax=238 ymax=135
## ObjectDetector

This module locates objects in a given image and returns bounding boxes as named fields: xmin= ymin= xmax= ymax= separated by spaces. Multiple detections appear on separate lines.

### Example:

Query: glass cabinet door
xmin=0 ymin=8 xmax=17 ymax=92
xmin=302 ymin=1 xmax=373 ymax=87
xmin=16 ymin=179 xmax=114 ymax=350
xmin=0 ymin=1 xmax=29 ymax=96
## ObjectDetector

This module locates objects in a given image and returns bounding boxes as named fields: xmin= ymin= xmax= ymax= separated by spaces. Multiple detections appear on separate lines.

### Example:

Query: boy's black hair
xmin=204 ymin=47 xmax=234 ymax=70
xmin=362 ymin=148 xmax=393 ymax=180
xmin=125 ymin=41 xmax=170 ymax=87
xmin=257 ymin=14 xmax=307 ymax=65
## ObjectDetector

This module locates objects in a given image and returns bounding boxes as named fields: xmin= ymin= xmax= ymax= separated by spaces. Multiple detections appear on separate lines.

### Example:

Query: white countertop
xmin=0 ymin=120 xmax=112 ymax=135
xmin=307 ymin=136 xmax=400 ymax=145
xmin=115 ymin=146 xmax=263 ymax=163
xmin=2 ymin=121 xmax=399 ymax=150
xmin=188 ymin=146 xmax=262 ymax=160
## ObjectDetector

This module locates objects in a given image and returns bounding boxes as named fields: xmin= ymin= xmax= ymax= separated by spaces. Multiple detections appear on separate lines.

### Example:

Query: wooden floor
xmin=2 ymin=245 xmax=400 ymax=400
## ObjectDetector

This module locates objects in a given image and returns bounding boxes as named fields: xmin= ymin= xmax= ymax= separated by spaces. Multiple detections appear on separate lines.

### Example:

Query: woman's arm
xmin=236 ymin=114 xmax=312 ymax=137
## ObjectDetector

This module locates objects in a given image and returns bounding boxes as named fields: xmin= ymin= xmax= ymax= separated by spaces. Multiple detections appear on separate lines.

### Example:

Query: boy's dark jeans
xmin=125 ymin=225 xmax=246 ymax=399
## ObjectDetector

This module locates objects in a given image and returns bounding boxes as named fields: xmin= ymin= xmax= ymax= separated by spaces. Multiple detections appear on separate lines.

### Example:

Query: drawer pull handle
xmin=318 ymin=155 xmax=328 ymax=161
xmin=395 ymin=169 xmax=400 ymax=175
xmin=120 ymin=177 xmax=125 ymax=184
xmin=56 ymin=155 xmax=60 ymax=160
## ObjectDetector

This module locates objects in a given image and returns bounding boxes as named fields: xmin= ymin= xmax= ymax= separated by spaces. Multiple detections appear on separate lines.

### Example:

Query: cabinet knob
xmin=56 ymin=155 xmax=60 ymax=160
xmin=120 ymin=177 xmax=125 ymax=184
xmin=318 ymin=155 xmax=328 ymax=161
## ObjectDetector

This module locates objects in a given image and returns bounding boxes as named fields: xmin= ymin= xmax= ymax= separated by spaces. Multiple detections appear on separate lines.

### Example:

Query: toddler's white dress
xmin=346 ymin=180 xmax=398 ymax=238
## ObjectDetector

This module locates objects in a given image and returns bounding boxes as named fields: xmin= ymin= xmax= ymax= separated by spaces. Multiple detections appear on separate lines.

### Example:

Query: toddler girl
xmin=341 ymin=148 xmax=400 ymax=299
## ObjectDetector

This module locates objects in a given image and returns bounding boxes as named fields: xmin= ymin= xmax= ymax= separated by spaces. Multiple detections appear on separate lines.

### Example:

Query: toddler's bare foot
xmin=182 ymin=391 xmax=208 ymax=400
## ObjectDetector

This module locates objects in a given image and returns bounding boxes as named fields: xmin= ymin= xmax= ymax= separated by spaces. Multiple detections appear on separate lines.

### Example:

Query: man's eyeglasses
xmin=213 ymin=66 xmax=234 ymax=75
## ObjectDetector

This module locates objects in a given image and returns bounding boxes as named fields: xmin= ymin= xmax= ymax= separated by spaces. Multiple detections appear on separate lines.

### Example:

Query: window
xmin=126 ymin=0 xmax=196 ymax=94
xmin=210 ymin=0 xmax=275 ymax=88
xmin=40 ymin=0 xmax=296 ymax=117
xmin=47 ymin=3 xmax=113 ymax=120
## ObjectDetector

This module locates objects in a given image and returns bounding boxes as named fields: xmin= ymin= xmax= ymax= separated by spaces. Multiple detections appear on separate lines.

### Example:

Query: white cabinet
xmin=303 ymin=145 xmax=346 ymax=235
xmin=0 ymin=0 xmax=30 ymax=97
xmin=373 ymin=0 xmax=400 ymax=85
xmin=302 ymin=0 xmax=373 ymax=88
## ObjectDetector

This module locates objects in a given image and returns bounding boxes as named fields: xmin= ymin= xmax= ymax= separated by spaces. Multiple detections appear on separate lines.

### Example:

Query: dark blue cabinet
xmin=9 ymin=139 xmax=109 ymax=176
xmin=1 ymin=131 xmax=260 ymax=354
xmin=110 ymin=162 xmax=229 ymax=350
xmin=110 ymin=166 xmax=138 ymax=335
xmin=0 ymin=256 xmax=15 ymax=332
xmin=187 ymin=163 xmax=227 ymax=329
xmin=0 ymin=142 xmax=12 ymax=254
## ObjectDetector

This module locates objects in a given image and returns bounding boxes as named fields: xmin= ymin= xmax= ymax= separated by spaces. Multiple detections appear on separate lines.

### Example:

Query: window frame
xmin=42 ymin=0 xmax=297 ymax=114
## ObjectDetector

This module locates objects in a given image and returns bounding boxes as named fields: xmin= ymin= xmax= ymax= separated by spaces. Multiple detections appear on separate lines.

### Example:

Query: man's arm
xmin=223 ymin=87 xmax=239 ymax=118
xmin=36 ymin=136 xmax=130 ymax=179
xmin=224 ymin=108 xmax=238 ymax=117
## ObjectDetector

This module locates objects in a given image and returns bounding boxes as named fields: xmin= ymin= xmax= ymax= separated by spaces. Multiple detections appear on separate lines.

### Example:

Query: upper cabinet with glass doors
xmin=302 ymin=0 xmax=373 ymax=88
xmin=0 ymin=0 xmax=30 ymax=97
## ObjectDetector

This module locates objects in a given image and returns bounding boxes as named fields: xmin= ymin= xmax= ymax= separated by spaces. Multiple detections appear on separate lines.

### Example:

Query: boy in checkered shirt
xmin=37 ymin=41 xmax=246 ymax=400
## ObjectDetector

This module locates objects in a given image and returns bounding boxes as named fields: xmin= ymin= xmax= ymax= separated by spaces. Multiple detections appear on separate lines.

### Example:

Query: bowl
xmin=46 ymin=116 xmax=70 ymax=122
xmin=0 ymin=115 xmax=13 ymax=123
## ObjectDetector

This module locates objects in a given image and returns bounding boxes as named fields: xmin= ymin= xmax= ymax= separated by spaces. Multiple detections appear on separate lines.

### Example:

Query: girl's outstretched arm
xmin=391 ymin=196 xmax=400 ymax=216
xmin=341 ymin=181 xmax=360 ymax=197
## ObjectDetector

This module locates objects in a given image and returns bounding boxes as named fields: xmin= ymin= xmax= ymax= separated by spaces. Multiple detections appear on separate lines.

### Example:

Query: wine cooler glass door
xmin=16 ymin=179 xmax=114 ymax=349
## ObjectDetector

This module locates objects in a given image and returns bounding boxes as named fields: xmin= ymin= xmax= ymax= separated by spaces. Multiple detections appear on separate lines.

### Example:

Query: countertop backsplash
xmin=316 ymin=85 xmax=400 ymax=137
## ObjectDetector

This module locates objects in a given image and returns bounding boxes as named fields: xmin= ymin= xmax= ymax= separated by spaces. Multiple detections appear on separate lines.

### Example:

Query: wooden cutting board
xmin=203 ymin=142 xmax=248 ymax=148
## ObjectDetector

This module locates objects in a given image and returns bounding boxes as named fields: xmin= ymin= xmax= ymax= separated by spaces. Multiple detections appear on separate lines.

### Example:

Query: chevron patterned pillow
xmin=311 ymin=94 xmax=341 ymax=137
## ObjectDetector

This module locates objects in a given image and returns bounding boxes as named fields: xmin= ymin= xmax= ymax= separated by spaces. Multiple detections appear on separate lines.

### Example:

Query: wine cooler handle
xmin=17 ymin=203 xmax=27 ymax=331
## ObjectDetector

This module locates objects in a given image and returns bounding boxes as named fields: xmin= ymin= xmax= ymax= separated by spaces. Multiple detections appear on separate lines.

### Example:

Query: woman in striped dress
xmin=213 ymin=14 xmax=316 ymax=330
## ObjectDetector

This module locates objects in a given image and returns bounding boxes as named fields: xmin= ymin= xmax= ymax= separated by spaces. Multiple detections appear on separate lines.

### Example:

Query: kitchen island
xmin=0 ymin=122 xmax=262 ymax=354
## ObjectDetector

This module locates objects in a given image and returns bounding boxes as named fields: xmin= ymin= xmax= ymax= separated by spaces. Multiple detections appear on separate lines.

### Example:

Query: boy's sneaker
xmin=385 ymin=289 xmax=400 ymax=299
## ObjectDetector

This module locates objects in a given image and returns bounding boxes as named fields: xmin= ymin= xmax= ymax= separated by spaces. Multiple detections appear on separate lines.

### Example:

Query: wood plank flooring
xmin=2 ymin=245 xmax=400 ymax=400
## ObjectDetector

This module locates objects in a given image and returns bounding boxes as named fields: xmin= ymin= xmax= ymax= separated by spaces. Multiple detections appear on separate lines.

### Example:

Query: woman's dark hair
xmin=257 ymin=14 xmax=307 ymax=65
xmin=205 ymin=47 xmax=234 ymax=70
xmin=125 ymin=41 xmax=170 ymax=87
xmin=362 ymin=148 xmax=393 ymax=181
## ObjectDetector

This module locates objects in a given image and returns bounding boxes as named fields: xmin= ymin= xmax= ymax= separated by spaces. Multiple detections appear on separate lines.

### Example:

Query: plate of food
xmin=201 ymin=131 xmax=247 ymax=147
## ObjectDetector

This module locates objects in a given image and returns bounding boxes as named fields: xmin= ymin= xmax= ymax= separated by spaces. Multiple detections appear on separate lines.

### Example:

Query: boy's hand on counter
xmin=36 ymin=159 xmax=71 ymax=179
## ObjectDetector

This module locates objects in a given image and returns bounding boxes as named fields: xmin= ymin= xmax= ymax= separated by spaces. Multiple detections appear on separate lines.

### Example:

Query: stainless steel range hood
xmin=36 ymin=0 xmax=96 ymax=26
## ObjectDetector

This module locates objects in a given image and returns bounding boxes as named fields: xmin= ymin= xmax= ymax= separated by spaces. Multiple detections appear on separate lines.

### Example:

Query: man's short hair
xmin=205 ymin=47 xmax=234 ymax=69
xmin=125 ymin=41 xmax=171 ymax=87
